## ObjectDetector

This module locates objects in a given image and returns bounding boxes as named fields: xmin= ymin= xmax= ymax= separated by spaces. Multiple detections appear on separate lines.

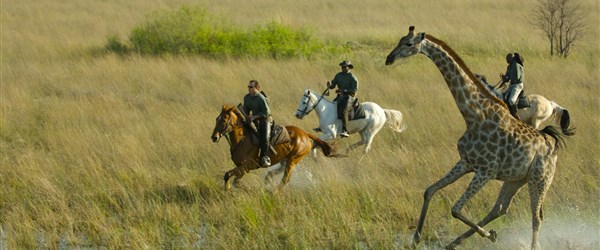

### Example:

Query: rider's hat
xmin=339 ymin=61 xmax=354 ymax=69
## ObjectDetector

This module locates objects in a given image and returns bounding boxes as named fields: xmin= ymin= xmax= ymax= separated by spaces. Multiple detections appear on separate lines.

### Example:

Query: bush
xmin=114 ymin=6 xmax=341 ymax=58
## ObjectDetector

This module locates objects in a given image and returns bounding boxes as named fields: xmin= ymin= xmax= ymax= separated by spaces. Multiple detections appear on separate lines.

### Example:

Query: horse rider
xmin=243 ymin=80 xmax=272 ymax=167
xmin=327 ymin=60 xmax=359 ymax=138
xmin=498 ymin=52 xmax=525 ymax=119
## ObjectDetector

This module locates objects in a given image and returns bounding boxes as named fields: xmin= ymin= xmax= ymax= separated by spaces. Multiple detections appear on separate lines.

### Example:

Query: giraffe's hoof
xmin=445 ymin=239 xmax=460 ymax=250
xmin=488 ymin=230 xmax=497 ymax=242
xmin=409 ymin=234 xmax=420 ymax=248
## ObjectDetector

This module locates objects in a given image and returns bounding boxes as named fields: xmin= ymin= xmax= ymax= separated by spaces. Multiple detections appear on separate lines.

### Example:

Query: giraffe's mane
xmin=425 ymin=34 xmax=508 ymax=109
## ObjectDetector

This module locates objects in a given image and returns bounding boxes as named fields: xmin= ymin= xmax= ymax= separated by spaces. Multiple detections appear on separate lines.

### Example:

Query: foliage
xmin=119 ymin=6 xmax=342 ymax=58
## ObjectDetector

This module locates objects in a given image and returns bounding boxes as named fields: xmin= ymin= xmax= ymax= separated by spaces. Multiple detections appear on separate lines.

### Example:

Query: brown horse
xmin=211 ymin=104 xmax=338 ymax=192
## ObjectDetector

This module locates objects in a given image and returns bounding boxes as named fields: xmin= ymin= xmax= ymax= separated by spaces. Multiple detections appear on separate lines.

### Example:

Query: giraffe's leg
xmin=449 ymin=172 xmax=497 ymax=242
xmin=411 ymin=160 xmax=471 ymax=247
xmin=446 ymin=181 xmax=526 ymax=249
xmin=529 ymin=171 xmax=554 ymax=249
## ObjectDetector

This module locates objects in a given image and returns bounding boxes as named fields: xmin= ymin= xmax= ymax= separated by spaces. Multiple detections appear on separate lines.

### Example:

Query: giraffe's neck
xmin=421 ymin=38 xmax=506 ymax=127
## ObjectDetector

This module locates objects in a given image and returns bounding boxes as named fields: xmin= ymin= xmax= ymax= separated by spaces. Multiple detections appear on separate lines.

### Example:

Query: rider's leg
xmin=258 ymin=119 xmax=271 ymax=167
xmin=337 ymin=95 xmax=350 ymax=137
xmin=507 ymin=84 xmax=523 ymax=119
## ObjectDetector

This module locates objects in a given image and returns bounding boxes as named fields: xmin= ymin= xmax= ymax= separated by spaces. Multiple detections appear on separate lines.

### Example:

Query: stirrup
xmin=261 ymin=156 xmax=271 ymax=167
xmin=339 ymin=131 xmax=349 ymax=138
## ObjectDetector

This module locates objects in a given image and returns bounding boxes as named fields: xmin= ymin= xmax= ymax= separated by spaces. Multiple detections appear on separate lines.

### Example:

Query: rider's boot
xmin=509 ymin=104 xmax=520 ymax=119
xmin=260 ymin=121 xmax=272 ymax=167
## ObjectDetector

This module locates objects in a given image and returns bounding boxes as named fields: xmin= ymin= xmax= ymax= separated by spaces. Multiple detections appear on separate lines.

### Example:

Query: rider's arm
xmin=254 ymin=95 xmax=271 ymax=119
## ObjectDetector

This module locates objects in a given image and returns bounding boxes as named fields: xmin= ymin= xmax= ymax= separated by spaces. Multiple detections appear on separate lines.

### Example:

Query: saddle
xmin=335 ymin=96 xmax=365 ymax=120
xmin=248 ymin=122 xmax=291 ymax=146
xmin=348 ymin=97 xmax=366 ymax=120
xmin=504 ymin=91 xmax=530 ymax=109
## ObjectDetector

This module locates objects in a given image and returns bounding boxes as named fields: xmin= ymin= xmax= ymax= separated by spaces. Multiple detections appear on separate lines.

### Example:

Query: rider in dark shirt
xmin=327 ymin=61 xmax=359 ymax=138
xmin=243 ymin=80 xmax=272 ymax=167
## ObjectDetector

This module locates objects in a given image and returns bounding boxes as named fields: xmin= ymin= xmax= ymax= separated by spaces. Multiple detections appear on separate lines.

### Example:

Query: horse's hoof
xmin=488 ymin=230 xmax=497 ymax=242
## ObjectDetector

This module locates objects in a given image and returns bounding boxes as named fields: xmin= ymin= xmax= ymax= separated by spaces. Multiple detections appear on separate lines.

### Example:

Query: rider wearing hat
xmin=327 ymin=60 xmax=359 ymax=138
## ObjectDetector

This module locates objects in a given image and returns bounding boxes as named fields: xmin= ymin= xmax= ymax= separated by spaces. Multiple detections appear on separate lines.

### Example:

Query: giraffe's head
xmin=385 ymin=26 xmax=426 ymax=65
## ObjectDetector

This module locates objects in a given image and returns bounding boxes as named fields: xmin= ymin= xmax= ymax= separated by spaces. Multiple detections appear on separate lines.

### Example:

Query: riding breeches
xmin=336 ymin=94 xmax=352 ymax=131
xmin=505 ymin=83 xmax=523 ymax=106
xmin=336 ymin=94 xmax=352 ymax=119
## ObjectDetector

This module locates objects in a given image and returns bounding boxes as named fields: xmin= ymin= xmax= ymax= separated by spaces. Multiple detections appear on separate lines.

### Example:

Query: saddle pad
xmin=517 ymin=96 xmax=530 ymax=109
xmin=349 ymin=98 xmax=366 ymax=120
xmin=249 ymin=123 xmax=290 ymax=145
xmin=270 ymin=124 xmax=290 ymax=145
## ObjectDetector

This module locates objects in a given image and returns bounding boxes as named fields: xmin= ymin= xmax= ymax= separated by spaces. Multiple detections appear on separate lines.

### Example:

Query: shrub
xmin=117 ymin=6 xmax=340 ymax=58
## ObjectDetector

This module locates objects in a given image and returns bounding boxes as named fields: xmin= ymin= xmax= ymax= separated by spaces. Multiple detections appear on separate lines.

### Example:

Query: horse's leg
xmin=347 ymin=140 xmax=366 ymax=151
xmin=276 ymin=158 xmax=302 ymax=193
xmin=265 ymin=162 xmax=285 ymax=185
xmin=223 ymin=166 xmax=247 ymax=191
xmin=348 ymin=128 xmax=373 ymax=153
xmin=531 ymin=118 xmax=543 ymax=130
xmin=362 ymin=129 xmax=377 ymax=153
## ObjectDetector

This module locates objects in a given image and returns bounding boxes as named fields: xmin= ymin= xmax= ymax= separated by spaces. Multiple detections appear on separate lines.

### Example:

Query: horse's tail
xmin=550 ymin=101 xmax=575 ymax=136
xmin=307 ymin=133 xmax=341 ymax=157
xmin=383 ymin=109 xmax=407 ymax=133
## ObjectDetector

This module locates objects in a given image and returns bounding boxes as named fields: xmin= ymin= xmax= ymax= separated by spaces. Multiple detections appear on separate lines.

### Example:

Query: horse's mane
xmin=232 ymin=104 xmax=246 ymax=122
xmin=306 ymin=89 xmax=335 ymax=104
xmin=425 ymin=34 xmax=508 ymax=109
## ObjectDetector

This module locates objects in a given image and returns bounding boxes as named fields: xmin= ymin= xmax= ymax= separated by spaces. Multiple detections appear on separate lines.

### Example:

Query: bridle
xmin=297 ymin=88 xmax=329 ymax=117
xmin=214 ymin=112 xmax=235 ymax=146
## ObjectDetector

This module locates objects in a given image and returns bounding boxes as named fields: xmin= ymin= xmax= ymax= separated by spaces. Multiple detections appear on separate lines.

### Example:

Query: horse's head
xmin=295 ymin=89 xmax=316 ymax=119
xmin=211 ymin=104 xmax=242 ymax=143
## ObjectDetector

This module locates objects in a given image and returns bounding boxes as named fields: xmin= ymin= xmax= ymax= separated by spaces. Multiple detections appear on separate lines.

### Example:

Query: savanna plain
xmin=1 ymin=0 xmax=599 ymax=249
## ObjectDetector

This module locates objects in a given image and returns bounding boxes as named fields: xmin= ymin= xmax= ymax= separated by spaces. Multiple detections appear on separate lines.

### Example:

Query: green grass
xmin=1 ymin=0 xmax=599 ymax=248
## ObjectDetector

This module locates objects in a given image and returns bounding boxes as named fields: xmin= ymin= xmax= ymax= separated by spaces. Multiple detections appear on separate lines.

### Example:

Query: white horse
xmin=478 ymin=75 xmax=574 ymax=134
xmin=294 ymin=89 xmax=406 ymax=153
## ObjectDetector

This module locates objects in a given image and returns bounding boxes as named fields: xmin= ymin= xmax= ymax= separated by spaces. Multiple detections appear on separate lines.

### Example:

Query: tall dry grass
xmin=1 ymin=0 xmax=599 ymax=248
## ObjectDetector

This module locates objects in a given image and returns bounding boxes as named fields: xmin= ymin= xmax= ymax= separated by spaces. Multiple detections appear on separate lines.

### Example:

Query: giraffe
xmin=385 ymin=26 xmax=573 ymax=249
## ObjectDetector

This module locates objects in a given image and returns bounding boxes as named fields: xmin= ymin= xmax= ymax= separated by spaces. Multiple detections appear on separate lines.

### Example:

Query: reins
xmin=220 ymin=111 xmax=251 ymax=154
xmin=297 ymin=88 xmax=330 ymax=116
